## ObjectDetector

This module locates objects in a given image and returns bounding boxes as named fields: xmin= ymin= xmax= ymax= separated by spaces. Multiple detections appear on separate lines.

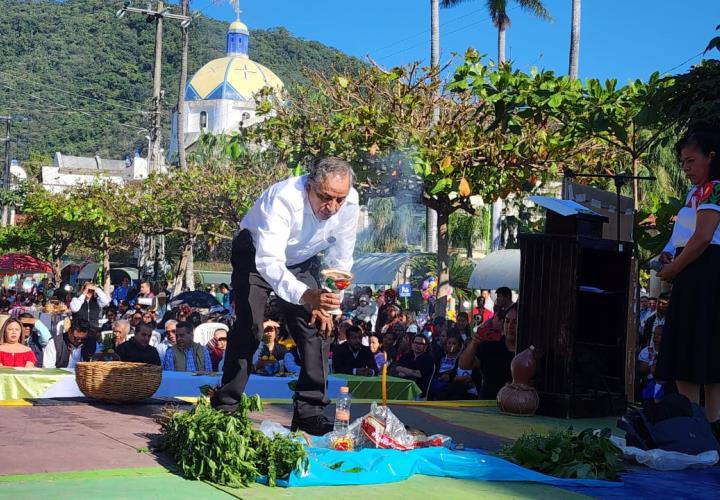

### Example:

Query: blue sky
xmin=191 ymin=0 xmax=719 ymax=83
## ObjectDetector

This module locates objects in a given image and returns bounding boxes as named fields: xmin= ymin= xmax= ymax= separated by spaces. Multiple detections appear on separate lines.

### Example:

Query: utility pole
xmin=0 ymin=115 xmax=11 ymax=226
xmin=116 ymin=0 xmax=192 ymax=173
xmin=116 ymin=1 xmax=192 ymax=284
xmin=177 ymin=0 xmax=189 ymax=170
xmin=0 ymin=116 xmax=10 ymax=189
xmin=150 ymin=0 xmax=164 ymax=174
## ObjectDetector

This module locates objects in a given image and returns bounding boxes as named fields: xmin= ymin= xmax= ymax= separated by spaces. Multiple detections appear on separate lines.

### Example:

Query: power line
xmin=0 ymin=93 xmax=149 ymax=118
xmin=193 ymin=0 xmax=225 ymax=17
xmin=374 ymin=17 xmax=491 ymax=63
xmin=0 ymin=82 xmax=147 ymax=132
xmin=367 ymin=5 xmax=492 ymax=57
xmin=661 ymin=50 xmax=705 ymax=75
xmin=0 ymin=71 xmax=147 ymax=113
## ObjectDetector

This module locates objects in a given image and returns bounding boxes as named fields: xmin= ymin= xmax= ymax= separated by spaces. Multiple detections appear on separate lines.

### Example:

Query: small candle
xmin=382 ymin=351 xmax=388 ymax=406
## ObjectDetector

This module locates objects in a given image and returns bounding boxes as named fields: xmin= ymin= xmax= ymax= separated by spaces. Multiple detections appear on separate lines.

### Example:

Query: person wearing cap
xmin=211 ymin=157 xmax=359 ymax=436
xmin=252 ymin=320 xmax=287 ymax=376
xmin=353 ymin=295 xmax=377 ymax=328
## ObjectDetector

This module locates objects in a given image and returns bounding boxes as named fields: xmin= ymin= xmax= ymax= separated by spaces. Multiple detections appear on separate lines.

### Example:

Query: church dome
xmin=185 ymin=57 xmax=283 ymax=101
xmin=184 ymin=18 xmax=283 ymax=102
xmin=228 ymin=20 xmax=249 ymax=34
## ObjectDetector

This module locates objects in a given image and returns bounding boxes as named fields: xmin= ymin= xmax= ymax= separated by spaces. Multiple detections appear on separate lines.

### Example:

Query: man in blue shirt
xmin=162 ymin=321 xmax=212 ymax=372
xmin=112 ymin=277 xmax=135 ymax=308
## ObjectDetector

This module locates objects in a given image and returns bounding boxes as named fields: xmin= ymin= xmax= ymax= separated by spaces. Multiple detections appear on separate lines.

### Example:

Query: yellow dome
xmin=185 ymin=56 xmax=284 ymax=102
xmin=228 ymin=20 xmax=249 ymax=34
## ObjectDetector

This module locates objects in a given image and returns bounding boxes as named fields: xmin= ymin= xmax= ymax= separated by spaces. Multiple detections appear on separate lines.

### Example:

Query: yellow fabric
xmin=0 ymin=368 xmax=69 ymax=400
xmin=0 ymin=399 xmax=32 ymax=406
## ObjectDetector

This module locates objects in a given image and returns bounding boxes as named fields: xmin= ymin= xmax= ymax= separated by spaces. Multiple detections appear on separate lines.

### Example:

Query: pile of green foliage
xmin=157 ymin=394 xmax=308 ymax=487
xmin=498 ymin=427 xmax=624 ymax=481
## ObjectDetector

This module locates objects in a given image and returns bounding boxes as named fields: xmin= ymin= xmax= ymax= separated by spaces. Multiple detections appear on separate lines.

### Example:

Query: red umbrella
xmin=0 ymin=253 xmax=54 ymax=275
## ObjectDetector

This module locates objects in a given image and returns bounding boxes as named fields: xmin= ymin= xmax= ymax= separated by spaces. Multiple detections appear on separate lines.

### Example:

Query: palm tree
xmin=441 ymin=0 xmax=551 ymax=63
xmin=427 ymin=0 xmax=441 ymax=253
xmin=568 ymin=0 xmax=581 ymax=79
xmin=441 ymin=1 xmax=551 ymax=251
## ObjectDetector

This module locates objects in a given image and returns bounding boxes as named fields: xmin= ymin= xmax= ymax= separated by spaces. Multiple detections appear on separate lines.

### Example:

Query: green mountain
xmin=0 ymin=0 xmax=363 ymax=160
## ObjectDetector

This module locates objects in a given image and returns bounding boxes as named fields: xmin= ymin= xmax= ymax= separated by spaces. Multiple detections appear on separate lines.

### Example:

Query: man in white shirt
xmin=70 ymin=282 xmax=110 ymax=328
xmin=211 ymin=157 xmax=359 ymax=435
xmin=43 ymin=319 xmax=96 ymax=368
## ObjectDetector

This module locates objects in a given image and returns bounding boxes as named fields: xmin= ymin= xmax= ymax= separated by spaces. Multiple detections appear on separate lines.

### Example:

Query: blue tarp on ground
xmin=563 ymin=465 xmax=720 ymax=499
xmin=268 ymin=447 xmax=623 ymax=488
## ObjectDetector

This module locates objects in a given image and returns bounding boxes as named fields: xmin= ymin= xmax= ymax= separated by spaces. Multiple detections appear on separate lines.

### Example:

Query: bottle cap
xmin=340 ymin=386 xmax=349 ymax=393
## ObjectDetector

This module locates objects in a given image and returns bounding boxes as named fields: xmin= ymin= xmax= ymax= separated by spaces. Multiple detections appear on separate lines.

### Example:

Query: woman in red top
xmin=0 ymin=318 xmax=37 ymax=367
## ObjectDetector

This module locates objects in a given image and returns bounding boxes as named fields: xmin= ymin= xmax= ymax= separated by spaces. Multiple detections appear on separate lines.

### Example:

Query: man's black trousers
xmin=212 ymin=229 xmax=330 ymax=418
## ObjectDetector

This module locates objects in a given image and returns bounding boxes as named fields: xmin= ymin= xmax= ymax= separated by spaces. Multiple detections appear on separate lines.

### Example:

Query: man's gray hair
xmin=164 ymin=319 xmax=177 ymax=329
xmin=113 ymin=319 xmax=130 ymax=334
xmin=307 ymin=157 xmax=355 ymax=189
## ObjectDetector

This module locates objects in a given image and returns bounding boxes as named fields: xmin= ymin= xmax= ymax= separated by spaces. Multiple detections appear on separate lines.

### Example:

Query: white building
xmin=41 ymin=152 xmax=149 ymax=193
xmin=167 ymin=17 xmax=284 ymax=161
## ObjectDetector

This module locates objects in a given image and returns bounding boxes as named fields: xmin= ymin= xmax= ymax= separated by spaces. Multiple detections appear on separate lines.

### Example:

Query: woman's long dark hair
xmin=676 ymin=125 xmax=720 ymax=181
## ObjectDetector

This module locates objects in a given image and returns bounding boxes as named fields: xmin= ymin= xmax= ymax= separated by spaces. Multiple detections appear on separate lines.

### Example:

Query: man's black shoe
xmin=209 ymin=393 xmax=239 ymax=413
xmin=290 ymin=414 xmax=334 ymax=436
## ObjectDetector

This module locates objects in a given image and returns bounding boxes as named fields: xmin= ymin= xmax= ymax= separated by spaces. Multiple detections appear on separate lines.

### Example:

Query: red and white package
xmin=356 ymin=403 xmax=451 ymax=451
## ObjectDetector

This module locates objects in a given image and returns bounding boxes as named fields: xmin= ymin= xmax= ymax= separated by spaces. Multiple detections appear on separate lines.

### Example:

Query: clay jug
xmin=510 ymin=345 xmax=536 ymax=385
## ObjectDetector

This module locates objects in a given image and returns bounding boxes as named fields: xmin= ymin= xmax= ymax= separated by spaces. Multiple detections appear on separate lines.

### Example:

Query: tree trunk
xmin=491 ymin=20 xmax=508 ymax=252
xmin=568 ymin=0 xmax=581 ymax=79
xmin=172 ymin=218 xmax=197 ymax=295
xmin=431 ymin=0 xmax=440 ymax=68
xmin=435 ymin=208 xmax=450 ymax=318
xmin=184 ymin=239 xmax=195 ymax=291
xmin=426 ymin=0 xmax=441 ymax=253
xmin=53 ymin=257 xmax=62 ymax=286
xmin=102 ymin=235 xmax=111 ymax=297
xmin=632 ymin=156 xmax=640 ymax=210
xmin=172 ymin=237 xmax=192 ymax=297
xmin=177 ymin=0 xmax=189 ymax=170
xmin=498 ymin=23 xmax=507 ymax=64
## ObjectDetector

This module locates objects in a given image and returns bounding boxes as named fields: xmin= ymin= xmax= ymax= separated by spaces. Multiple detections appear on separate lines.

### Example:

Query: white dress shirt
xmin=69 ymin=288 xmax=110 ymax=312
xmin=663 ymin=181 xmax=720 ymax=255
xmin=42 ymin=341 xmax=83 ymax=368
xmin=240 ymin=175 xmax=359 ymax=305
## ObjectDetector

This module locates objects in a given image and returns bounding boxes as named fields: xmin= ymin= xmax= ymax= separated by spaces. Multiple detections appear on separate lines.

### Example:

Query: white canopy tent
xmin=76 ymin=263 xmax=139 ymax=285
xmin=350 ymin=252 xmax=420 ymax=286
xmin=468 ymin=249 xmax=520 ymax=290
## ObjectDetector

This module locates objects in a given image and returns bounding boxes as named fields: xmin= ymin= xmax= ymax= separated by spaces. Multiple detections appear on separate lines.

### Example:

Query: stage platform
xmin=0 ymin=399 xmax=718 ymax=499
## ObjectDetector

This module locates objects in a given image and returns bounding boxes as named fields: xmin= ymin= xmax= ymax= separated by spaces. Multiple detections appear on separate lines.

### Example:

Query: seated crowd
xmin=1 ymin=279 xmax=530 ymax=403
xmin=0 ymin=280 xmax=234 ymax=375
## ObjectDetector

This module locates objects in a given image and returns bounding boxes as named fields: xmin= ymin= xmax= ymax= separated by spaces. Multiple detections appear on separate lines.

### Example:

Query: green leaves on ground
xmin=498 ymin=427 xmax=623 ymax=481
xmin=157 ymin=395 xmax=308 ymax=488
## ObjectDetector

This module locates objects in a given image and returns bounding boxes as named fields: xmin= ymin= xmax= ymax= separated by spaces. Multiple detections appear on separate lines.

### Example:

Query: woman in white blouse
xmin=656 ymin=126 xmax=720 ymax=429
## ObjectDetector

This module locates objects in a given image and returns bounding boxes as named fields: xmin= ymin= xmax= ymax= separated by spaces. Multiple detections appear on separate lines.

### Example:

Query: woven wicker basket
xmin=75 ymin=362 xmax=162 ymax=403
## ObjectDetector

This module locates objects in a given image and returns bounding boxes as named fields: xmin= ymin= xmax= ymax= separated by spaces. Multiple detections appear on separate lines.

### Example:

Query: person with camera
xmin=70 ymin=282 xmax=109 ymax=328
xmin=459 ymin=303 xmax=516 ymax=399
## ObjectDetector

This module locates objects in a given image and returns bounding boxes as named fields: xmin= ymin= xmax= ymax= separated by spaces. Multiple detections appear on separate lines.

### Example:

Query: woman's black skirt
xmin=656 ymin=245 xmax=720 ymax=384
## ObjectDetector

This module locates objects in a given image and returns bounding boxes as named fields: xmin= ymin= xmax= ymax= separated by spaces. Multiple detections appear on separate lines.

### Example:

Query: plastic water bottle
xmin=333 ymin=386 xmax=352 ymax=433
